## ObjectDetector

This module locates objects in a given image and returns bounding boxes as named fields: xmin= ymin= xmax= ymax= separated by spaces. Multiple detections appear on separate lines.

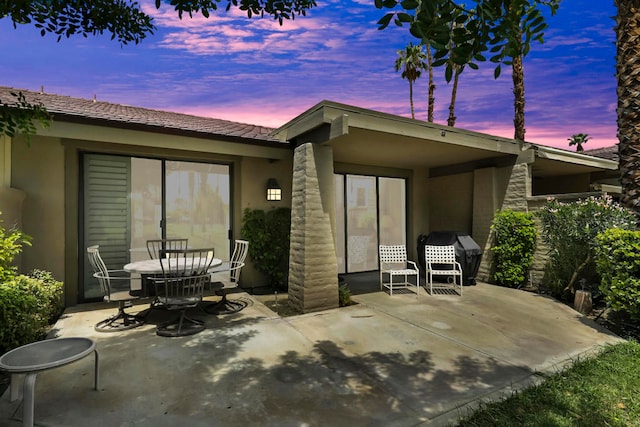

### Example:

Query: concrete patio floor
xmin=0 ymin=281 xmax=623 ymax=427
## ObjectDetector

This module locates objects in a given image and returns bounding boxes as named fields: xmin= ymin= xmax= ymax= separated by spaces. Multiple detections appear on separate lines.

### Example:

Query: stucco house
xmin=0 ymin=86 xmax=620 ymax=313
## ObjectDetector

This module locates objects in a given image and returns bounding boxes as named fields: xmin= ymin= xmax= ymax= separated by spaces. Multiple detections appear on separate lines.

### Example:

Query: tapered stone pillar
xmin=288 ymin=143 xmax=339 ymax=313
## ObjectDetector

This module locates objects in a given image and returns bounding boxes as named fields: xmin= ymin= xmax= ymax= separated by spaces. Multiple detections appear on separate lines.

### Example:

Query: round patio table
xmin=0 ymin=337 xmax=99 ymax=427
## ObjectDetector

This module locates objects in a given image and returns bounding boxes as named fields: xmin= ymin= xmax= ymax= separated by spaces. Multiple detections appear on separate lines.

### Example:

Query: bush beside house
xmin=0 ymin=212 xmax=63 ymax=354
xmin=241 ymin=207 xmax=291 ymax=292
xmin=596 ymin=229 xmax=640 ymax=321
xmin=536 ymin=195 xmax=636 ymax=302
xmin=490 ymin=209 xmax=537 ymax=288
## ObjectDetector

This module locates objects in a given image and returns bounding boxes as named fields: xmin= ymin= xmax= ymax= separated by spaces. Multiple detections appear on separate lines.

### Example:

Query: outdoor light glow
xmin=266 ymin=179 xmax=282 ymax=201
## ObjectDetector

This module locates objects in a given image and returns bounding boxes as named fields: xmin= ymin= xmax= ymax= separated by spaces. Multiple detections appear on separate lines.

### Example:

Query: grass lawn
xmin=456 ymin=340 xmax=640 ymax=427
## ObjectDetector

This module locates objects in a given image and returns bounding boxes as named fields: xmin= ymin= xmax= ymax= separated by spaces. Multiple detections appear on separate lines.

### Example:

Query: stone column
xmin=288 ymin=143 xmax=339 ymax=313
xmin=474 ymin=162 xmax=531 ymax=282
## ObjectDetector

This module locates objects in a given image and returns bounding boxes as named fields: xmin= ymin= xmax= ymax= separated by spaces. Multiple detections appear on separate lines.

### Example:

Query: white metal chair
xmin=379 ymin=245 xmax=420 ymax=295
xmin=87 ymin=245 xmax=144 ymax=332
xmin=424 ymin=245 xmax=463 ymax=296
xmin=205 ymin=240 xmax=249 ymax=314
xmin=150 ymin=248 xmax=216 ymax=337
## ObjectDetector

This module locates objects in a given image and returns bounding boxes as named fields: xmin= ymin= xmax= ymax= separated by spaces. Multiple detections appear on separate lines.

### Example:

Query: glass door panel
xmin=346 ymin=175 xmax=378 ymax=272
xmin=165 ymin=161 xmax=231 ymax=260
xmin=379 ymin=177 xmax=406 ymax=246
xmin=335 ymin=175 xmax=346 ymax=274
xmin=129 ymin=158 xmax=162 ymax=264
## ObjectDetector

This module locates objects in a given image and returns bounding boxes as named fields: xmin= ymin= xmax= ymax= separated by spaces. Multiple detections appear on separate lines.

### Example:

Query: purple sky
xmin=0 ymin=0 xmax=617 ymax=149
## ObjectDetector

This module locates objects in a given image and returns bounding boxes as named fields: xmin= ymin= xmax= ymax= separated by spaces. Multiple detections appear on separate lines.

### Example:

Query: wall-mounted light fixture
xmin=266 ymin=178 xmax=282 ymax=201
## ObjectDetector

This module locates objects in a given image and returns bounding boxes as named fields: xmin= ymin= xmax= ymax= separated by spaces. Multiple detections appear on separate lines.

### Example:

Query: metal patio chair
xmin=87 ymin=245 xmax=144 ymax=332
xmin=146 ymin=238 xmax=189 ymax=259
xmin=205 ymin=240 xmax=249 ymax=315
xmin=424 ymin=244 xmax=463 ymax=296
xmin=150 ymin=247 xmax=216 ymax=337
xmin=379 ymin=244 xmax=420 ymax=296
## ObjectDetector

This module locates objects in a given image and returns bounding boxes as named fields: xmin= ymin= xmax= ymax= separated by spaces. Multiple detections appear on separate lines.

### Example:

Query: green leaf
xmin=396 ymin=13 xmax=413 ymax=23
xmin=494 ymin=65 xmax=501 ymax=79
xmin=445 ymin=64 xmax=453 ymax=82
xmin=377 ymin=13 xmax=393 ymax=29
xmin=432 ymin=58 xmax=447 ymax=67
xmin=400 ymin=0 xmax=419 ymax=10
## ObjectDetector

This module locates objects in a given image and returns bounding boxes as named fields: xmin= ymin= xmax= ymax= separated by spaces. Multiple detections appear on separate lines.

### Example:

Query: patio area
xmin=0 ymin=280 xmax=623 ymax=427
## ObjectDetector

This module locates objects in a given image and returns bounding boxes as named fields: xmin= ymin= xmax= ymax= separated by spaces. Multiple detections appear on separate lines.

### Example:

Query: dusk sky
xmin=0 ymin=0 xmax=618 ymax=149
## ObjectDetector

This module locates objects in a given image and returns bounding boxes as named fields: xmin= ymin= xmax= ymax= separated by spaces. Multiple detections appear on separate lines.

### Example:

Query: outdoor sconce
xmin=266 ymin=178 xmax=282 ymax=201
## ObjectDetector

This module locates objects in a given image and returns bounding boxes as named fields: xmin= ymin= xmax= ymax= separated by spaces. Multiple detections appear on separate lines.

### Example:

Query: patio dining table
xmin=123 ymin=257 xmax=222 ymax=298
xmin=123 ymin=257 xmax=222 ymax=275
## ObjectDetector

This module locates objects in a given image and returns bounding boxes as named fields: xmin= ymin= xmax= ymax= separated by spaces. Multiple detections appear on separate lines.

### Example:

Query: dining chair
xmin=150 ymin=247 xmax=216 ymax=337
xmin=146 ymin=238 xmax=189 ymax=259
xmin=144 ymin=238 xmax=189 ymax=303
xmin=205 ymin=239 xmax=249 ymax=315
xmin=379 ymin=244 xmax=420 ymax=296
xmin=424 ymin=245 xmax=463 ymax=296
xmin=87 ymin=245 xmax=145 ymax=332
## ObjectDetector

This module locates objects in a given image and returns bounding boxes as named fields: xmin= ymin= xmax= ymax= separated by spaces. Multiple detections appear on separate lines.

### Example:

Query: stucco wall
xmin=237 ymin=156 xmax=293 ymax=289
xmin=428 ymin=172 xmax=474 ymax=235
xmin=410 ymin=167 xmax=429 ymax=260
xmin=11 ymin=135 xmax=66 ymax=281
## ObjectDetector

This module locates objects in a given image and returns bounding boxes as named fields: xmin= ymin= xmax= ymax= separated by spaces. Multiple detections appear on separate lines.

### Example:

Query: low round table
xmin=0 ymin=337 xmax=99 ymax=427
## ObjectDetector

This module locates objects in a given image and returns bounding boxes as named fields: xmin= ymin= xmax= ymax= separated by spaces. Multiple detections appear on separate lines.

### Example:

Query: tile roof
xmin=0 ymin=86 xmax=283 ymax=145
xmin=584 ymin=145 xmax=618 ymax=161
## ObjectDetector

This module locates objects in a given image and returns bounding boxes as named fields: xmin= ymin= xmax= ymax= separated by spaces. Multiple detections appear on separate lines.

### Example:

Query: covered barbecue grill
xmin=417 ymin=231 xmax=483 ymax=285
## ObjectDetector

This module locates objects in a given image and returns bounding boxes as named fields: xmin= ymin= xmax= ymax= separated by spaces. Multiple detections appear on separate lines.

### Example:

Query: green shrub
xmin=595 ymin=229 xmax=640 ymax=321
xmin=0 ymin=273 xmax=63 ymax=353
xmin=26 ymin=269 xmax=64 ymax=323
xmin=338 ymin=284 xmax=353 ymax=307
xmin=538 ymin=195 xmax=636 ymax=300
xmin=0 ymin=211 xmax=32 ymax=282
xmin=241 ymin=207 xmax=291 ymax=291
xmin=490 ymin=209 xmax=537 ymax=288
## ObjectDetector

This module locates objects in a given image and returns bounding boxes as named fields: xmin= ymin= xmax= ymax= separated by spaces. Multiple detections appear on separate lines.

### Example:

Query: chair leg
xmin=156 ymin=309 xmax=205 ymax=337
xmin=204 ymin=290 xmax=247 ymax=315
xmin=95 ymin=302 xmax=144 ymax=332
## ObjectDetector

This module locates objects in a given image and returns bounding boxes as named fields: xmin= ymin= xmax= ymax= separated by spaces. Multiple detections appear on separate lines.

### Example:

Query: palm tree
xmin=447 ymin=6 xmax=471 ymax=127
xmin=426 ymin=43 xmax=436 ymax=122
xmin=615 ymin=1 xmax=640 ymax=218
xmin=507 ymin=4 xmax=526 ymax=141
xmin=567 ymin=133 xmax=590 ymax=152
xmin=395 ymin=43 xmax=428 ymax=119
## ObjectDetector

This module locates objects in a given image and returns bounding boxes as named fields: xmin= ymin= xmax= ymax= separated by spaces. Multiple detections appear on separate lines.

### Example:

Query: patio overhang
xmin=272 ymin=101 xmax=524 ymax=172
xmin=530 ymin=144 xmax=619 ymax=177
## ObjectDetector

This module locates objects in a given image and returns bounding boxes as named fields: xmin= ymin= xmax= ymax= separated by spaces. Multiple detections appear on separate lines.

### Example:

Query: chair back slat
xmin=154 ymin=248 xmax=215 ymax=307
xmin=87 ymin=245 xmax=110 ymax=297
xmin=229 ymin=240 xmax=249 ymax=284
xmin=379 ymin=245 xmax=408 ymax=264
xmin=425 ymin=245 xmax=457 ymax=264
xmin=146 ymin=238 xmax=189 ymax=260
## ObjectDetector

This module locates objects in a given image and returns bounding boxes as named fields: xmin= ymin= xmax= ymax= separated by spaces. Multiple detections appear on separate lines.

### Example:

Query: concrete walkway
xmin=0 ymin=283 xmax=622 ymax=426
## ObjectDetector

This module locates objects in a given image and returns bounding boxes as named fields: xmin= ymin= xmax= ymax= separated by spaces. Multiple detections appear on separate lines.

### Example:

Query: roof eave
xmin=533 ymin=144 xmax=618 ymax=170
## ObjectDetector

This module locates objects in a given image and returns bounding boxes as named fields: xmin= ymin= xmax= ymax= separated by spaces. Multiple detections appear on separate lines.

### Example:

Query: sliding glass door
xmin=335 ymin=174 xmax=407 ymax=274
xmin=82 ymin=154 xmax=231 ymax=301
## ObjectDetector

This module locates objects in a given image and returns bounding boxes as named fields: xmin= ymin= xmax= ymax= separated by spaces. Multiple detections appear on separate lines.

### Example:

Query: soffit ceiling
xmin=326 ymin=127 xmax=513 ymax=170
